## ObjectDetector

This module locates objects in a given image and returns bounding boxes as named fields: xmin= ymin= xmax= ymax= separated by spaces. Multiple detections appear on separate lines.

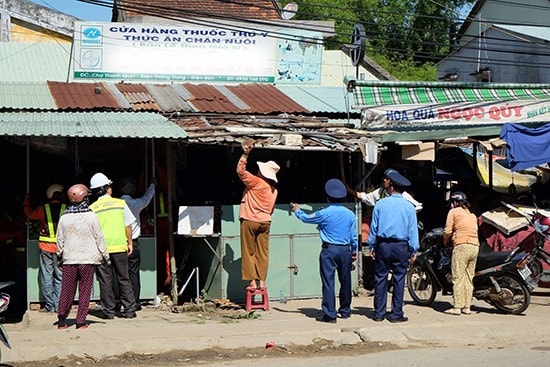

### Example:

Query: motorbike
xmin=499 ymin=201 xmax=550 ymax=286
xmin=407 ymin=227 xmax=537 ymax=315
xmin=0 ymin=281 xmax=13 ymax=363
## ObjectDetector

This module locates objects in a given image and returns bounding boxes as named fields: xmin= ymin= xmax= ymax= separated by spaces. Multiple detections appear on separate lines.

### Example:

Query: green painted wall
xmin=192 ymin=204 xmax=359 ymax=302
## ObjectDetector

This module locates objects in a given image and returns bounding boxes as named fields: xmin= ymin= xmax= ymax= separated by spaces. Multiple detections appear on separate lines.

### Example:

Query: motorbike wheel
xmin=407 ymin=263 xmax=437 ymax=306
xmin=528 ymin=259 xmax=543 ymax=284
xmin=490 ymin=274 xmax=531 ymax=315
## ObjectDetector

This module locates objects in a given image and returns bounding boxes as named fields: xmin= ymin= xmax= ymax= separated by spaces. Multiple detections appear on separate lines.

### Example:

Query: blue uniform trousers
xmin=319 ymin=244 xmax=352 ymax=319
xmin=373 ymin=240 xmax=410 ymax=320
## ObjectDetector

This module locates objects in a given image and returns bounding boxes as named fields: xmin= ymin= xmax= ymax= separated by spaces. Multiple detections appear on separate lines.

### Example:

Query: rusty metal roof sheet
xmin=179 ymin=84 xmax=238 ymax=113
xmin=228 ymin=84 xmax=308 ymax=114
xmin=176 ymin=83 xmax=309 ymax=114
xmin=47 ymin=81 xmax=122 ymax=110
xmin=4 ymin=81 xmax=330 ymax=115
xmin=114 ymin=83 xmax=161 ymax=111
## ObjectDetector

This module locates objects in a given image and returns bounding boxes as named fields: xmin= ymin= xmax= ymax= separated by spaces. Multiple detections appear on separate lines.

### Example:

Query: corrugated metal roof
xmin=48 ymin=81 xmax=122 ymax=110
xmin=227 ymin=84 xmax=308 ymax=114
xmin=275 ymin=86 xmax=351 ymax=113
xmin=115 ymin=83 xmax=161 ymax=111
xmin=0 ymin=43 xmax=70 ymax=83
xmin=174 ymin=83 xmax=309 ymax=114
xmin=0 ymin=111 xmax=187 ymax=138
xmin=1 ymin=81 xmax=347 ymax=115
xmin=145 ymin=84 xmax=193 ymax=112
xmin=0 ymin=82 xmax=57 ymax=109
xmin=180 ymin=84 xmax=240 ymax=113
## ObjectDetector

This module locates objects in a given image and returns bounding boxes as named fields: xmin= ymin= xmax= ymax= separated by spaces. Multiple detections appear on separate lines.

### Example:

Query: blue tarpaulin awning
xmin=500 ymin=123 xmax=550 ymax=171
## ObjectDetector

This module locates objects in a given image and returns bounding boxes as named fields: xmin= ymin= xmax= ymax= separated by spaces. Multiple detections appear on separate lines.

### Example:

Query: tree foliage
xmin=291 ymin=0 xmax=475 ymax=80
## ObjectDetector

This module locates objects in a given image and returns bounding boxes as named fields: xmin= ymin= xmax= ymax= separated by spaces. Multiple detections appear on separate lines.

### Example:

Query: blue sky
xmin=31 ymin=0 xmax=113 ymax=21
xmin=31 ymin=1 xmax=474 ymax=24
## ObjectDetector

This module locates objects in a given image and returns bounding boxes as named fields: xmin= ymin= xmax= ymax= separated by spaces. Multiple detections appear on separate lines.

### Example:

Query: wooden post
xmin=488 ymin=149 xmax=494 ymax=192
xmin=165 ymin=141 xmax=178 ymax=304
xmin=473 ymin=142 xmax=478 ymax=183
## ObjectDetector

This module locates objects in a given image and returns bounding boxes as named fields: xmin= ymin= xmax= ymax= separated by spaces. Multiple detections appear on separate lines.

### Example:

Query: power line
xmin=74 ymin=0 xmax=550 ymax=71
xmin=81 ymin=0 xmax=550 ymax=52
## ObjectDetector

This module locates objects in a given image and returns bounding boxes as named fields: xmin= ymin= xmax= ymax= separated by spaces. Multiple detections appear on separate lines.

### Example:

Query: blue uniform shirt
xmin=294 ymin=204 xmax=358 ymax=253
xmin=367 ymin=193 xmax=419 ymax=252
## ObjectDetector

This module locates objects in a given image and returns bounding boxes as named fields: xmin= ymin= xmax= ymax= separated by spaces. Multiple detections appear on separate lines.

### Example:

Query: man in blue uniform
xmin=367 ymin=169 xmax=419 ymax=323
xmin=291 ymin=178 xmax=358 ymax=323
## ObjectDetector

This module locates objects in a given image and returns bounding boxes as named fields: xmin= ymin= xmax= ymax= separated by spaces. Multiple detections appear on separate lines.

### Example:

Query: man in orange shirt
xmin=23 ymin=183 xmax=65 ymax=313
xmin=237 ymin=139 xmax=280 ymax=290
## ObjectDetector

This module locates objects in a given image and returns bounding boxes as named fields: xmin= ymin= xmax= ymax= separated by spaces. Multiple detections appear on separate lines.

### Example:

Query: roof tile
xmin=118 ymin=0 xmax=281 ymax=20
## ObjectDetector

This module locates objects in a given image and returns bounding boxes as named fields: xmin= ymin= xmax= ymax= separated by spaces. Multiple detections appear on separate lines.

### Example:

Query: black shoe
xmin=90 ymin=309 xmax=114 ymax=320
xmin=315 ymin=314 xmax=337 ymax=323
xmin=388 ymin=316 xmax=408 ymax=323
xmin=372 ymin=316 xmax=385 ymax=322
xmin=122 ymin=312 xmax=137 ymax=319
xmin=135 ymin=304 xmax=142 ymax=311
xmin=338 ymin=313 xmax=351 ymax=319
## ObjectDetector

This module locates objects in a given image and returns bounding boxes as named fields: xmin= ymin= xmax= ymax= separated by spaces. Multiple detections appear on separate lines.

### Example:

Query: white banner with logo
xmin=72 ymin=22 xmax=322 ymax=84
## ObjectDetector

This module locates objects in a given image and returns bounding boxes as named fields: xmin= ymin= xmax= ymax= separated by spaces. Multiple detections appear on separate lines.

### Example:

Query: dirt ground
xmin=10 ymin=340 xmax=402 ymax=367
xmin=8 ymin=299 xmax=403 ymax=367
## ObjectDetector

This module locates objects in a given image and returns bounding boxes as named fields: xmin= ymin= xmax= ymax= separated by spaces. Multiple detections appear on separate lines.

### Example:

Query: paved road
xmin=2 ymin=288 xmax=550 ymax=364
xmin=209 ymin=345 xmax=550 ymax=367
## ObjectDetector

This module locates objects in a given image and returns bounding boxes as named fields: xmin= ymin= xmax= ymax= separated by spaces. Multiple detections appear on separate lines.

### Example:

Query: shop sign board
xmin=72 ymin=22 xmax=323 ymax=84
xmin=362 ymin=100 xmax=550 ymax=127
xmin=350 ymin=82 xmax=550 ymax=127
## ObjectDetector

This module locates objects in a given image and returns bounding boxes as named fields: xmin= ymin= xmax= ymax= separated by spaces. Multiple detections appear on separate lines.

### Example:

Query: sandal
xmin=461 ymin=308 xmax=471 ymax=315
xmin=444 ymin=308 xmax=461 ymax=315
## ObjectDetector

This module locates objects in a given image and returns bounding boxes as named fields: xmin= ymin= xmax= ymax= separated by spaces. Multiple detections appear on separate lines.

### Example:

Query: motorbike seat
xmin=475 ymin=251 xmax=513 ymax=271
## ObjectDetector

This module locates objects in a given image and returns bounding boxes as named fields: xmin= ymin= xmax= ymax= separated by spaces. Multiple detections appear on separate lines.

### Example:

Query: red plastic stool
xmin=245 ymin=287 xmax=270 ymax=312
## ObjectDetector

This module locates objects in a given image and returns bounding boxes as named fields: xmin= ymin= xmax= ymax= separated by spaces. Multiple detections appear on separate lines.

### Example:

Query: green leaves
xmin=291 ymin=0 xmax=475 ymax=80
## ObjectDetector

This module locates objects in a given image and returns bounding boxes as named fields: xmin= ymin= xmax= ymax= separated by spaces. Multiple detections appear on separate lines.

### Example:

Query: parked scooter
xmin=407 ymin=228 xmax=537 ymax=314
xmin=0 ymin=281 xmax=13 ymax=362
xmin=500 ymin=201 xmax=550 ymax=285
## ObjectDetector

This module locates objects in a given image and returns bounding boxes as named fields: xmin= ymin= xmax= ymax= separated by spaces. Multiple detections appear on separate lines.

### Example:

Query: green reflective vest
xmin=90 ymin=196 xmax=128 ymax=253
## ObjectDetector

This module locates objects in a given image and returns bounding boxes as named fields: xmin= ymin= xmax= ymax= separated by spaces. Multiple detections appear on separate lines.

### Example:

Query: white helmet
xmin=46 ymin=183 xmax=63 ymax=199
xmin=90 ymin=172 xmax=112 ymax=189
